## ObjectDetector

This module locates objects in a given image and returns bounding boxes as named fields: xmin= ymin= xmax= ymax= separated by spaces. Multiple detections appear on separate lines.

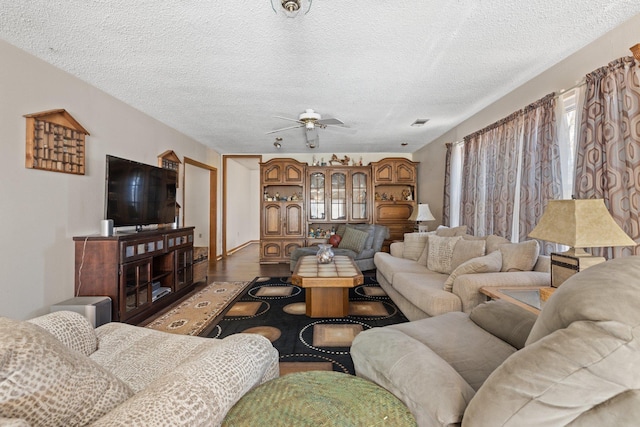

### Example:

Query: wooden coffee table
xmin=291 ymin=255 xmax=364 ymax=318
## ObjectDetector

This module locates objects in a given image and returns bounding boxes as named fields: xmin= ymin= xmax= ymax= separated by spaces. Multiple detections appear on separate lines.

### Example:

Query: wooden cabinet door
xmin=329 ymin=171 xmax=347 ymax=221
xmin=263 ymin=203 xmax=283 ymax=236
xmin=373 ymin=162 xmax=394 ymax=183
xmin=175 ymin=247 xmax=193 ymax=291
xmin=395 ymin=160 xmax=416 ymax=183
xmin=120 ymin=258 xmax=152 ymax=321
xmin=262 ymin=162 xmax=283 ymax=183
xmin=283 ymin=163 xmax=305 ymax=184
xmin=350 ymin=170 xmax=370 ymax=222
xmin=284 ymin=203 xmax=304 ymax=237
xmin=308 ymin=170 xmax=326 ymax=221
xmin=261 ymin=241 xmax=282 ymax=260
xmin=284 ymin=240 xmax=304 ymax=258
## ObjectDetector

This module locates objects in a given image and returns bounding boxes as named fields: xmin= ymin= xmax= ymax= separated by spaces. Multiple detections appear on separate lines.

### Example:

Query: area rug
xmin=143 ymin=280 xmax=251 ymax=336
xmin=207 ymin=276 xmax=408 ymax=375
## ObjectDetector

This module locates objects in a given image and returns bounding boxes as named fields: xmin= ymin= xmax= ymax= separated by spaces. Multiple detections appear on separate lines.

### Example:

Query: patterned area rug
xmin=208 ymin=276 xmax=408 ymax=375
xmin=143 ymin=280 xmax=252 ymax=336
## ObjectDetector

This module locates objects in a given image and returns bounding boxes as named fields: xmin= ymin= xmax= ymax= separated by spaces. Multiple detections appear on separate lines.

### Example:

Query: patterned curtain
xmin=574 ymin=56 xmax=640 ymax=258
xmin=442 ymin=142 xmax=452 ymax=226
xmin=519 ymin=93 xmax=563 ymax=254
xmin=461 ymin=112 xmax=521 ymax=238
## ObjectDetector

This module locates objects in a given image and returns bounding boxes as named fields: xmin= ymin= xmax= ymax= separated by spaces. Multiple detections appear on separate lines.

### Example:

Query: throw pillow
xmin=402 ymin=232 xmax=430 ymax=261
xmin=427 ymin=235 xmax=462 ymax=274
xmin=443 ymin=250 xmax=502 ymax=292
xmin=416 ymin=231 xmax=437 ymax=266
xmin=499 ymin=240 xmax=540 ymax=272
xmin=450 ymin=239 xmax=486 ymax=271
xmin=338 ymin=227 xmax=369 ymax=253
xmin=336 ymin=224 xmax=347 ymax=237
xmin=0 ymin=317 xmax=133 ymax=426
xmin=485 ymin=235 xmax=511 ymax=253
xmin=435 ymin=225 xmax=468 ymax=237
xmin=349 ymin=224 xmax=375 ymax=249
xmin=328 ymin=234 xmax=342 ymax=247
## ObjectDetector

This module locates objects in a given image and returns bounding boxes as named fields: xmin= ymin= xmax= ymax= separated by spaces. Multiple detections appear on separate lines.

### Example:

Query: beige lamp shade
xmin=408 ymin=204 xmax=436 ymax=222
xmin=408 ymin=203 xmax=435 ymax=232
xmin=528 ymin=199 xmax=636 ymax=255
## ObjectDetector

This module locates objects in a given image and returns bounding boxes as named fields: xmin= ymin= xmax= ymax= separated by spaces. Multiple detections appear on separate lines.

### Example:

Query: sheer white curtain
xmin=555 ymin=87 xmax=584 ymax=199
xmin=448 ymin=141 xmax=463 ymax=227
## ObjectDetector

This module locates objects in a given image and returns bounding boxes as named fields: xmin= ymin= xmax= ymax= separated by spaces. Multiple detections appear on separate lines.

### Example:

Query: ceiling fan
xmin=266 ymin=109 xmax=353 ymax=149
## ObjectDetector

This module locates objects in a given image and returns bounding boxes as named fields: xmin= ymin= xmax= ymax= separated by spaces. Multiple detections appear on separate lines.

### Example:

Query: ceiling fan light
xmin=282 ymin=0 xmax=300 ymax=12
xmin=305 ymin=121 xmax=315 ymax=130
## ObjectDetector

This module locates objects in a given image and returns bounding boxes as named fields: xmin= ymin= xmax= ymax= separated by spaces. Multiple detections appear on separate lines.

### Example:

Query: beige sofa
xmin=0 ymin=311 xmax=279 ymax=426
xmin=353 ymin=255 xmax=640 ymax=426
xmin=374 ymin=228 xmax=550 ymax=320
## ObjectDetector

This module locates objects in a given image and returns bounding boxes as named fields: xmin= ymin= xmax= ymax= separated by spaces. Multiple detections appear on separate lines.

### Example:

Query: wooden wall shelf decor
xmin=24 ymin=109 xmax=89 ymax=175
xmin=158 ymin=150 xmax=181 ymax=187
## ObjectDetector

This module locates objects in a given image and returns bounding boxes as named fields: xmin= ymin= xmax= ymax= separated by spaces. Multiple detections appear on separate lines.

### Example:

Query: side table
xmin=480 ymin=286 xmax=555 ymax=315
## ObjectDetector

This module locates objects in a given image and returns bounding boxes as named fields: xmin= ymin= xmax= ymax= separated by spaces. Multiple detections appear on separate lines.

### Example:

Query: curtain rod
xmin=555 ymin=78 xmax=586 ymax=98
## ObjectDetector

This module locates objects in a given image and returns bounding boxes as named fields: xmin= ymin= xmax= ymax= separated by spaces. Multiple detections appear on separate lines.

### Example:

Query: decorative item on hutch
xmin=24 ymin=109 xmax=89 ymax=175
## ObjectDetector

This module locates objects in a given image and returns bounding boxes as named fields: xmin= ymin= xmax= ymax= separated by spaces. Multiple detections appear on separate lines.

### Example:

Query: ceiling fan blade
xmin=266 ymin=124 xmax=303 ymax=134
xmin=317 ymin=118 xmax=344 ymax=126
xmin=324 ymin=124 xmax=357 ymax=134
xmin=273 ymin=115 xmax=303 ymax=123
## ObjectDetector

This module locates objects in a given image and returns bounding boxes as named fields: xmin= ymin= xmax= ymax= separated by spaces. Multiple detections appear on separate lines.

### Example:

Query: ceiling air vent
xmin=411 ymin=119 xmax=429 ymax=127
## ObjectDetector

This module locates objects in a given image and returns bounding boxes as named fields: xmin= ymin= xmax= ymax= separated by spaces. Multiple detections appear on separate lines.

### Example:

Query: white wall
xmin=226 ymin=158 xmax=260 ymax=250
xmin=0 ymin=39 xmax=220 ymax=320
xmin=413 ymin=13 xmax=640 ymax=227
xmin=184 ymin=163 xmax=211 ymax=247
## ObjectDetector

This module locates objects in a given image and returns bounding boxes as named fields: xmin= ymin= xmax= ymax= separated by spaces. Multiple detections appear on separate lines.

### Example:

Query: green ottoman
xmin=223 ymin=371 xmax=417 ymax=427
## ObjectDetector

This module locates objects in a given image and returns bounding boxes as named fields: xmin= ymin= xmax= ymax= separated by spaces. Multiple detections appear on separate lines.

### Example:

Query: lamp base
xmin=550 ymin=252 xmax=605 ymax=287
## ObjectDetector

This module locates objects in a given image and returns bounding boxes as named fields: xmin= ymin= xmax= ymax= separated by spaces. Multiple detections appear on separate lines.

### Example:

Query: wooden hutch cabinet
xmin=371 ymin=158 xmax=419 ymax=251
xmin=306 ymin=166 xmax=371 ymax=244
xmin=259 ymin=157 xmax=418 ymax=262
xmin=73 ymin=227 xmax=194 ymax=324
xmin=260 ymin=159 xmax=307 ymax=263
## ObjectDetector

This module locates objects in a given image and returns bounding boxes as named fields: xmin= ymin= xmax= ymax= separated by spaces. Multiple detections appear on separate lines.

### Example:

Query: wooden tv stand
xmin=73 ymin=227 xmax=195 ymax=325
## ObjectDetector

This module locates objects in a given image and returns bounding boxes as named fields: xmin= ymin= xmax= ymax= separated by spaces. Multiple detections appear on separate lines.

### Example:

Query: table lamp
xmin=408 ymin=204 xmax=435 ymax=232
xmin=528 ymin=199 xmax=636 ymax=286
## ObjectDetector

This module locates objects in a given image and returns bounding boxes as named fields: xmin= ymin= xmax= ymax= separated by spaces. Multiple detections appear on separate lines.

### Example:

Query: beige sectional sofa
xmin=0 ymin=311 xmax=279 ymax=426
xmin=353 ymin=255 xmax=640 ymax=426
xmin=374 ymin=227 xmax=550 ymax=320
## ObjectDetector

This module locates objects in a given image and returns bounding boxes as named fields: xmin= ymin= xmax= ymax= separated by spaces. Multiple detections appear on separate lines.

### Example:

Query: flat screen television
xmin=105 ymin=155 xmax=177 ymax=229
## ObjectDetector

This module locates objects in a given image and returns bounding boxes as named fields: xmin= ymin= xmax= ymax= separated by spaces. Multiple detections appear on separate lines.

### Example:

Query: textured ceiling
xmin=2 ymin=1 xmax=639 ymax=154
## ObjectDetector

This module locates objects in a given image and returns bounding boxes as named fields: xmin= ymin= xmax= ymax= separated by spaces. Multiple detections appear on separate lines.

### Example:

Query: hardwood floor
xmin=207 ymin=243 xmax=291 ymax=281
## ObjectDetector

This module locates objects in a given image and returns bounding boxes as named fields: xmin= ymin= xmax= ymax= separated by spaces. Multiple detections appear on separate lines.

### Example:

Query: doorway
xmin=183 ymin=157 xmax=217 ymax=260
xmin=222 ymin=155 xmax=262 ymax=257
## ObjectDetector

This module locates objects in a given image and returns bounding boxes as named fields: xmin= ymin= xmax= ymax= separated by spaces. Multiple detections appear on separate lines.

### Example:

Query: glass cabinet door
xmin=331 ymin=172 xmax=347 ymax=221
xmin=309 ymin=172 xmax=326 ymax=220
xmin=122 ymin=259 xmax=151 ymax=314
xmin=351 ymin=172 xmax=368 ymax=221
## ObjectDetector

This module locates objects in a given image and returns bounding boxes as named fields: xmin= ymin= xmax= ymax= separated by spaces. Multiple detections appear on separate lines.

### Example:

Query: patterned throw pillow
xmin=427 ymin=235 xmax=462 ymax=274
xmin=0 ymin=317 xmax=133 ymax=426
xmin=402 ymin=232 xmax=430 ymax=261
xmin=338 ymin=227 xmax=369 ymax=253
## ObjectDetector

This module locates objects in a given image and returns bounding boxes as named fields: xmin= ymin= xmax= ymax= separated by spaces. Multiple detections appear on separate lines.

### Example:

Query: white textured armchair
xmin=0 ymin=310 xmax=279 ymax=426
